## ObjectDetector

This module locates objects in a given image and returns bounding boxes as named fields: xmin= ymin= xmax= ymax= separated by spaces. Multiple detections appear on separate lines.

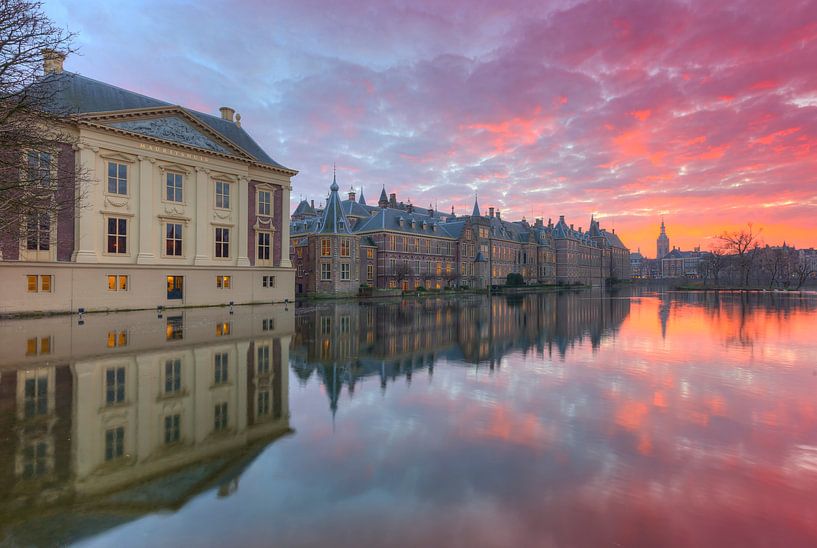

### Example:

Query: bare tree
xmin=0 ymin=0 xmax=81 ymax=244
xmin=792 ymin=255 xmax=817 ymax=290
xmin=718 ymin=224 xmax=762 ymax=287
xmin=394 ymin=261 xmax=413 ymax=288
xmin=444 ymin=269 xmax=459 ymax=288
xmin=758 ymin=247 xmax=787 ymax=289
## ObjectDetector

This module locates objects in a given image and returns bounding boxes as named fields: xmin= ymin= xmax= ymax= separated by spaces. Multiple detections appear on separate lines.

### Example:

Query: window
xmin=262 ymin=318 xmax=274 ymax=331
xmin=257 ymin=190 xmax=271 ymax=216
xmin=24 ymin=376 xmax=48 ymax=418
xmin=105 ymin=367 xmax=125 ymax=405
xmin=215 ymin=227 xmax=230 ymax=258
xmin=26 ymin=212 xmax=51 ymax=251
xmin=216 ymin=275 xmax=231 ymax=289
xmin=105 ymin=426 xmax=125 ymax=461
xmin=106 ymin=330 xmax=128 ymax=348
xmin=320 ymin=316 xmax=332 ymax=335
xmin=21 ymin=441 xmax=49 ymax=479
xmin=214 ymin=352 xmax=228 ymax=384
xmin=107 ymin=275 xmax=128 ymax=291
xmin=165 ymin=223 xmax=183 ymax=256
xmin=166 ymin=172 xmax=183 ymax=202
xmin=215 ymin=181 xmax=231 ymax=209
xmin=108 ymin=162 xmax=127 ymax=195
xmin=320 ymin=262 xmax=331 ymax=281
xmin=367 ymin=264 xmax=374 ymax=280
xmin=27 ymin=275 xmax=52 ymax=293
xmin=340 ymin=238 xmax=350 ymax=257
xmin=106 ymin=217 xmax=128 ymax=254
xmin=164 ymin=414 xmax=181 ymax=444
xmin=27 ymin=151 xmax=51 ymax=187
xmin=258 ymin=390 xmax=271 ymax=416
xmin=366 ymin=248 xmax=374 ymax=259
xmin=257 ymin=231 xmax=271 ymax=263
xmin=165 ymin=359 xmax=181 ymax=394
xmin=257 ymin=345 xmax=270 ymax=374
xmin=214 ymin=402 xmax=228 ymax=431
xmin=321 ymin=238 xmax=331 ymax=257
xmin=24 ymin=336 xmax=51 ymax=356
xmin=341 ymin=263 xmax=350 ymax=280
xmin=262 ymin=275 xmax=275 ymax=288
xmin=166 ymin=315 xmax=183 ymax=340
xmin=216 ymin=322 xmax=231 ymax=336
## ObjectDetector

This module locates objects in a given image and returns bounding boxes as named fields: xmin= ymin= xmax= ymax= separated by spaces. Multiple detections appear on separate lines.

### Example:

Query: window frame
xmin=165 ymin=171 xmax=184 ymax=203
xmin=105 ymin=216 xmax=129 ymax=255
xmin=214 ymin=227 xmax=231 ymax=259
xmin=215 ymin=180 xmax=232 ymax=210
xmin=106 ymin=160 xmax=129 ymax=196
xmin=163 ymin=222 xmax=184 ymax=257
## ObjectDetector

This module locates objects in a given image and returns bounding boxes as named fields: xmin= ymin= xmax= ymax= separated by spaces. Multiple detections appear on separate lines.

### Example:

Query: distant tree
xmin=444 ymin=270 xmax=459 ymax=288
xmin=792 ymin=255 xmax=817 ymax=290
xmin=708 ymin=246 xmax=727 ymax=287
xmin=0 ymin=0 xmax=83 ymax=241
xmin=506 ymin=272 xmax=524 ymax=286
xmin=758 ymin=247 xmax=787 ymax=289
xmin=394 ymin=262 xmax=413 ymax=287
xmin=718 ymin=224 xmax=762 ymax=287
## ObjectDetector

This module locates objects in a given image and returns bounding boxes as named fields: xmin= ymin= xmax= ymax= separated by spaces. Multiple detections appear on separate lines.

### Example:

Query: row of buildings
xmin=289 ymin=178 xmax=630 ymax=296
xmin=630 ymin=220 xmax=712 ymax=279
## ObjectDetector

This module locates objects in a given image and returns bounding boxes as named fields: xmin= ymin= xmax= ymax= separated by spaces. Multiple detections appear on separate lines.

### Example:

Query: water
xmin=1 ymin=289 xmax=816 ymax=547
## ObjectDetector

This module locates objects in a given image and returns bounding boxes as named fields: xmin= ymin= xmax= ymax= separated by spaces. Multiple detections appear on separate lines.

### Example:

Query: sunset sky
xmin=45 ymin=0 xmax=817 ymax=256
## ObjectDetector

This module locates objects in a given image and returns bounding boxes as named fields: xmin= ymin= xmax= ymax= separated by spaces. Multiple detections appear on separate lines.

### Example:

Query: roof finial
xmin=330 ymin=162 xmax=339 ymax=192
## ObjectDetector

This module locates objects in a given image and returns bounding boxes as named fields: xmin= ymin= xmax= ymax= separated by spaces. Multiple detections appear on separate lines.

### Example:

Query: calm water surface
xmin=1 ymin=289 xmax=817 ymax=547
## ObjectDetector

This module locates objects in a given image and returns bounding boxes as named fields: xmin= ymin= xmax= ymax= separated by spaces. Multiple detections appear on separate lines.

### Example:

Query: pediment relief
xmin=105 ymin=115 xmax=235 ymax=155
xmin=99 ymin=150 xmax=137 ymax=164
xmin=158 ymin=162 xmax=193 ymax=174
xmin=210 ymin=171 xmax=239 ymax=183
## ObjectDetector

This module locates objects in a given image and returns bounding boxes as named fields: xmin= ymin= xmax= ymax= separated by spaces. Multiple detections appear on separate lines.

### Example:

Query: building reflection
xmin=291 ymin=290 xmax=631 ymax=414
xmin=0 ymin=304 xmax=294 ymax=546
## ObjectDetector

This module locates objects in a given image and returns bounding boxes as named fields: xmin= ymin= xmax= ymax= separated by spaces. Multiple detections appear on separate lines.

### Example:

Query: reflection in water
xmin=0 ymin=305 xmax=293 ymax=546
xmin=1 ymin=291 xmax=817 ymax=546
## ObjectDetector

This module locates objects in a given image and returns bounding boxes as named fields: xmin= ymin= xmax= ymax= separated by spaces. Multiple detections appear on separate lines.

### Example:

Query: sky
xmin=45 ymin=0 xmax=817 ymax=257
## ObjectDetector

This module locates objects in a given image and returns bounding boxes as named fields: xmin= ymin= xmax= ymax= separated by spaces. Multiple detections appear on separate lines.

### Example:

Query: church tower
xmin=656 ymin=218 xmax=669 ymax=259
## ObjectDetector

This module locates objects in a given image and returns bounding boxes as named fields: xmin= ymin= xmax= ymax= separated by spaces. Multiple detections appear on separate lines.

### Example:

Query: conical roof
xmin=317 ymin=173 xmax=353 ymax=234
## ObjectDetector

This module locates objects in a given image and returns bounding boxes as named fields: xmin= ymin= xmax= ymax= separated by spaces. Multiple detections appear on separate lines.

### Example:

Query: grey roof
xmin=341 ymin=199 xmax=374 ymax=218
xmin=316 ymin=175 xmax=353 ymax=234
xmin=39 ymin=71 xmax=291 ymax=171
xmin=472 ymin=196 xmax=481 ymax=217
xmin=601 ymin=229 xmax=626 ymax=249
xmin=293 ymin=199 xmax=317 ymax=218
xmin=358 ymin=188 xmax=366 ymax=205
xmin=379 ymin=187 xmax=388 ymax=204
xmin=355 ymin=208 xmax=458 ymax=238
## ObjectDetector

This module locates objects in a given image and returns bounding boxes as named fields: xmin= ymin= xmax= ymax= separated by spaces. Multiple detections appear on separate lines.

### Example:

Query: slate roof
xmin=316 ymin=175 xmax=353 ymax=234
xmin=38 ymin=71 xmax=292 ymax=171
xmin=355 ymin=208 xmax=459 ymax=238
xmin=293 ymin=199 xmax=318 ymax=218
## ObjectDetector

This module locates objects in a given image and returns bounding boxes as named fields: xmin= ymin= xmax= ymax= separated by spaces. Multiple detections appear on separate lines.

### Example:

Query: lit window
xmin=215 ymin=322 xmax=231 ymax=336
xmin=105 ymin=426 xmax=125 ymax=461
xmin=216 ymin=275 xmax=231 ymax=288
xmin=106 ymin=217 xmax=128 ymax=254
xmin=165 ymin=223 xmax=183 ymax=256
xmin=107 ymin=275 xmax=128 ymax=291
xmin=215 ymin=227 xmax=230 ymax=258
xmin=366 ymin=248 xmax=374 ymax=259
xmin=107 ymin=162 xmax=128 ymax=195
xmin=320 ymin=262 xmax=331 ymax=280
xmin=107 ymin=330 xmax=128 ymax=348
xmin=166 ymin=315 xmax=183 ymax=340
xmin=367 ymin=264 xmax=374 ymax=280
xmin=166 ymin=172 xmax=183 ymax=202
xmin=321 ymin=238 xmax=331 ymax=256
xmin=215 ymin=181 xmax=231 ymax=209
xmin=257 ymin=190 xmax=271 ymax=216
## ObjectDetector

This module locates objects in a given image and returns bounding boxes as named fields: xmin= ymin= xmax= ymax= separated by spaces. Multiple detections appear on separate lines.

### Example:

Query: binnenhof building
xmin=0 ymin=52 xmax=296 ymax=314
xmin=290 ymin=175 xmax=630 ymax=296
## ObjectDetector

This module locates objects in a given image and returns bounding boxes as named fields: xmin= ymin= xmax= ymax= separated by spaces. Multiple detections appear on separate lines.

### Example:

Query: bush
xmin=506 ymin=273 xmax=525 ymax=286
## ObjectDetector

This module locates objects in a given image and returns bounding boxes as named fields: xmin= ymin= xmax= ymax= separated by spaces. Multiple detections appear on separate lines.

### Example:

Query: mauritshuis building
xmin=290 ymin=177 xmax=630 ymax=296
xmin=0 ymin=52 xmax=296 ymax=314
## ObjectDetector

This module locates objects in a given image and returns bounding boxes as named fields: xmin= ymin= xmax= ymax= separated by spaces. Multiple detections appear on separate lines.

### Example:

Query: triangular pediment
xmin=104 ymin=115 xmax=236 ymax=155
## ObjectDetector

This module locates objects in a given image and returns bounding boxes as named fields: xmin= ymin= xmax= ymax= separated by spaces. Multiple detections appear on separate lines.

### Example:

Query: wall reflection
xmin=290 ymin=290 xmax=631 ymax=414
xmin=0 ymin=305 xmax=293 ymax=546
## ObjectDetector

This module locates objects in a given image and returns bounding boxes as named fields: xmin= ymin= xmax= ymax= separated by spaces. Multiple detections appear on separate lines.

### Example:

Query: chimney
xmin=496 ymin=209 xmax=501 ymax=221
xmin=535 ymin=218 xmax=543 ymax=228
xmin=570 ymin=223 xmax=574 ymax=230
xmin=219 ymin=107 xmax=236 ymax=122
xmin=489 ymin=207 xmax=495 ymax=218
xmin=389 ymin=193 xmax=397 ymax=208
xmin=310 ymin=199 xmax=315 ymax=209
xmin=42 ymin=49 xmax=66 ymax=75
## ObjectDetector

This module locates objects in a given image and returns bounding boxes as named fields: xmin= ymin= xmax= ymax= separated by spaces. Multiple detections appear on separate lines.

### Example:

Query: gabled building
xmin=291 ymin=179 xmax=630 ymax=296
xmin=0 ymin=53 xmax=296 ymax=314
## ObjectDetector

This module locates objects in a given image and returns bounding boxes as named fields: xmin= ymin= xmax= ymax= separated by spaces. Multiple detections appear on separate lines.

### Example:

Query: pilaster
xmin=237 ymin=176 xmax=250 ymax=267
xmin=136 ymin=156 xmax=156 ymax=264
xmin=74 ymin=144 xmax=99 ymax=263
xmin=279 ymin=185 xmax=293 ymax=267
xmin=194 ymin=167 xmax=210 ymax=265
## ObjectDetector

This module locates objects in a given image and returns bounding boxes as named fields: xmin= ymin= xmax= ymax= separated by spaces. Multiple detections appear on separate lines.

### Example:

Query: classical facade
xmin=0 ymin=53 xmax=296 ymax=314
xmin=291 ymin=178 xmax=630 ymax=296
